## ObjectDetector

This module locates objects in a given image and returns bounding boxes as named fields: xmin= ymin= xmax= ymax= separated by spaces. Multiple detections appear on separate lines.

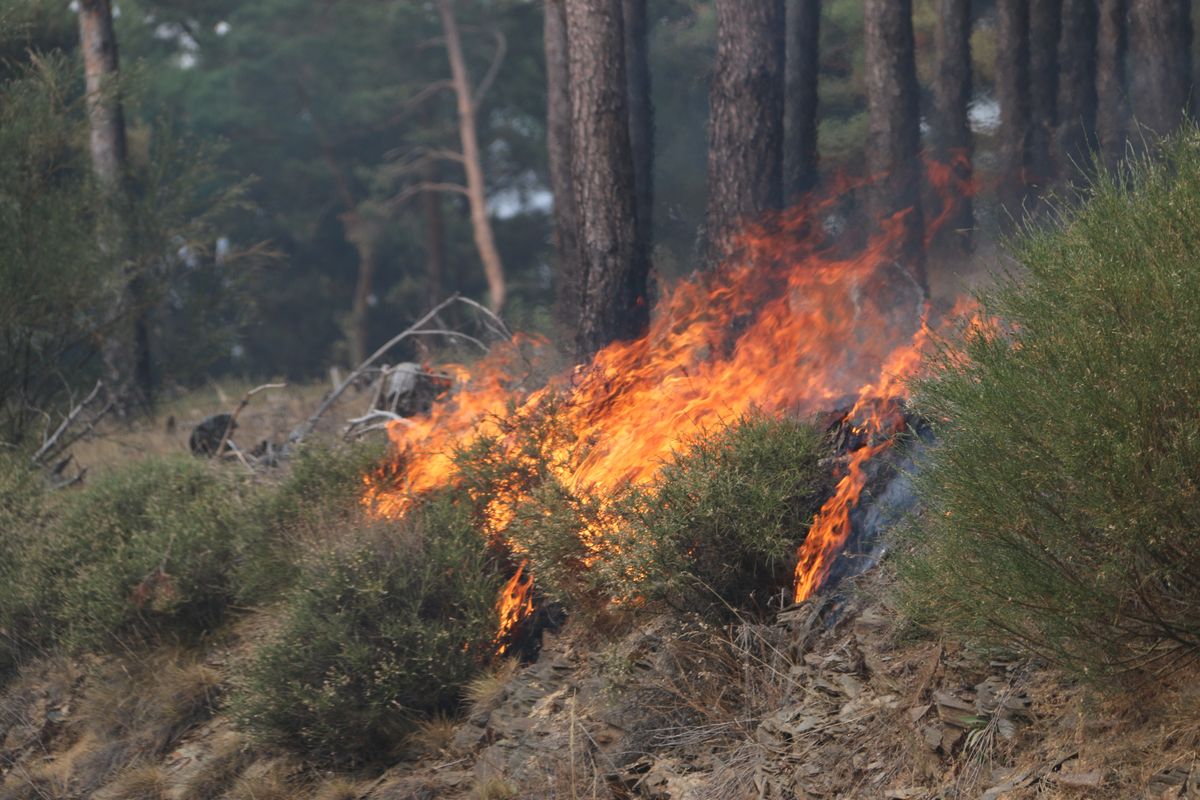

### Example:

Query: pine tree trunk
xmin=623 ymin=0 xmax=654 ymax=251
xmin=437 ymin=0 xmax=507 ymax=313
xmin=1096 ymin=0 xmax=1128 ymax=167
xmin=705 ymin=0 xmax=785 ymax=259
xmin=1029 ymin=0 xmax=1061 ymax=183
xmin=996 ymin=0 xmax=1033 ymax=218
xmin=545 ymin=0 xmax=581 ymax=329
xmin=79 ymin=0 xmax=149 ymax=413
xmin=1129 ymin=0 xmax=1193 ymax=137
xmin=423 ymin=173 xmax=447 ymax=309
xmin=1057 ymin=0 xmax=1099 ymax=171
xmin=565 ymin=0 xmax=649 ymax=357
xmin=785 ymin=0 xmax=821 ymax=200
xmin=932 ymin=0 xmax=973 ymax=256
xmin=864 ymin=0 xmax=926 ymax=287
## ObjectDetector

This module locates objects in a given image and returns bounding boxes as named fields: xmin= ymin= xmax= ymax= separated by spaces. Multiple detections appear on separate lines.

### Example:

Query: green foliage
xmin=897 ymin=129 xmax=1200 ymax=678
xmin=231 ymin=493 xmax=504 ymax=766
xmin=0 ymin=457 xmax=258 ymax=669
xmin=492 ymin=412 xmax=829 ymax=617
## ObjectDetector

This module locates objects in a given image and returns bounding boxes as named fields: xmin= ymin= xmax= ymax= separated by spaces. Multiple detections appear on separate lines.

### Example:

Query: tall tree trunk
xmin=423 ymin=171 xmax=447 ymax=310
xmin=1029 ymin=0 xmax=1061 ymax=183
xmin=345 ymin=213 xmax=381 ymax=367
xmin=1096 ymin=0 xmax=1128 ymax=167
xmin=1129 ymin=0 xmax=1193 ymax=137
xmin=79 ymin=0 xmax=149 ymax=413
xmin=864 ymin=0 xmax=926 ymax=288
xmin=565 ymin=0 xmax=649 ymax=357
xmin=546 ymin=0 xmax=581 ymax=330
xmin=996 ymin=0 xmax=1033 ymax=218
xmin=705 ymin=0 xmax=785 ymax=259
xmin=437 ymin=0 xmax=507 ymax=313
xmin=623 ymin=0 xmax=654 ymax=252
xmin=932 ymin=0 xmax=973 ymax=256
xmin=785 ymin=0 xmax=821 ymax=200
xmin=1056 ymin=0 xmax=1099 ymax=171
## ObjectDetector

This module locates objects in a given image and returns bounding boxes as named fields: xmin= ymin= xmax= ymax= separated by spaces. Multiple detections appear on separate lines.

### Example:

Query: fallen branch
xmin=31 ymin=380 xmax=104 ymax=466
xmin=286 ymin=294 xmax=462 ymax=448
xmin=214 ymin=382 xmax=288 ymax=459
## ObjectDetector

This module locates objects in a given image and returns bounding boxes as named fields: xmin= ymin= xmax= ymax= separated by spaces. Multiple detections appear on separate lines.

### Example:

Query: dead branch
xmin=31 ymin=380 xmax=103 ymax=465
xmin=388 ymin=181 xmax=471 ymax=209
xmin=455 ymin=294 xmax=513 ymax=340
xmin=214 ymin=382 xmax=287 ymax=459
xmin=473 ymin=29 xmax=508 ymax=108
xmin=405 ymin=329 xmax=490 ymax=352
xmin=286 ymin=294 xmax=462 ymax=448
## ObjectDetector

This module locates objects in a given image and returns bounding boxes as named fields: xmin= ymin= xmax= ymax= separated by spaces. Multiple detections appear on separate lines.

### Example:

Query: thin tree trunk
xmin=705 ymin=0 xmax=786 ymax=259
xmin=1129 ymin=0 xmax=1193 ymax=137
xmin=864 ymin=0 xmax=926 ymax=288
xmin=1097 ymin=0 xmax=1128 ymax=167
xmin=996 ymin=0 xmax=1033 ymax=219
xmin=785 ymin=0 xmax=821 ymax=199
xmin=546 ymin=0 xmax=581 ymax=330
xmin=1029 ymin=0 xmax=1061 ymax=183
xmin=437 ymin=0 xmax=507 ymax=313
xmin=79 ymin=0 xmax=149 ymax=412
xmin=565 ymin=0 xmax=649 ymax=356
xmin=347 ymin=221 xmax=380 ymax=368
xmin=1057 ymin=0 xmax=1099 ymax=171
xmin=624 ymin=0 xmax=654 ymax=251
xmin=932 ymin=0 xmax=973 ymax=256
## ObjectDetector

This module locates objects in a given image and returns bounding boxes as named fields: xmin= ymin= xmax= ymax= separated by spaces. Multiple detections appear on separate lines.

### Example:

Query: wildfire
xmin=364 ymin=161 xmax=974 ymax=646
xmin=495 ymin=561 xmax=535 ymax=656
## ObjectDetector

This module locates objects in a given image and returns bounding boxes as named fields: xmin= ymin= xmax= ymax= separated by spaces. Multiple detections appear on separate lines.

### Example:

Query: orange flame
xmin=365 ymin=160 xmax=975 ymax=636
xmin=495 ymin=561 xmax=535 ymax=655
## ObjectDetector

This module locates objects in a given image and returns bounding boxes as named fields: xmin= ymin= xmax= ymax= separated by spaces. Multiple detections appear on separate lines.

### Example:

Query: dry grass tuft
xmin=98 ymin=764 xmax=168 ymax=800
xmin=174 ymin=730 xmax=254 ymax=800
xmin=220 ymin=759 xmax=298 ymax=800
xmin=310 ymin=776 xmax=372 ymax=800
xmin=464 ymin=658 xmax=518 ymax=715
xmin=408 ymin=712 xmax=458 ymax=756
xmin=470 ymin=778 xmax=518 ymax=800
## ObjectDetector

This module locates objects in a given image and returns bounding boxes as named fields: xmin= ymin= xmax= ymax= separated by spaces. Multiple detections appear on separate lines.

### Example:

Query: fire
xmin=365 ymin=161 xmax=974 ymax=642
xmin=495 ymin=561 xmax=535 ymax=656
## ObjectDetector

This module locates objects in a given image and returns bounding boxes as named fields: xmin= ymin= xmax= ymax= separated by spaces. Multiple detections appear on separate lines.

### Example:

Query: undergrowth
xmin=898 ymin=128 xmax=1200 ymax=679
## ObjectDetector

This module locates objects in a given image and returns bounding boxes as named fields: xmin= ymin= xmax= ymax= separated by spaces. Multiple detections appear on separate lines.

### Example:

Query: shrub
xmin=897 ymin=129 xmax=1200 ymax=677
xmin=235 ymin=440 xmax=387 ymax=602
xmin=500 ymin=413 xmax=830 ymax=616
xmin=0 ymin=456 xmax=258 ymax=662
xmin=231 ymin=492 xmax=503 ymax=766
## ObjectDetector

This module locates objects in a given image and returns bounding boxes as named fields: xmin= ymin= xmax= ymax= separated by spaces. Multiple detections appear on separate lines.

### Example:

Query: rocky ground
xmin=3 ymin=566 xmax=1199 ymax=800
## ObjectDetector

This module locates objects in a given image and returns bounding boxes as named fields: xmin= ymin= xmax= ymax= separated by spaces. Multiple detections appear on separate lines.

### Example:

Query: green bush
xmin=897 ymin=129 xmax=1200 ymax=677
xmin=231 ymin=492 xmax=503 ymax=766
xmin=0 ymin=457 xmax=259 ymax=663
xmin=236 ymin=441 xmax=387 ymax=602
xmin=500 ymin=414 xmax=830 ymax=616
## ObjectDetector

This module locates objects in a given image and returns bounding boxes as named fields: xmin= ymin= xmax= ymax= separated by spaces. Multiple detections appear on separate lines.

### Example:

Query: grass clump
xmin=1 ymin=457 xmax=259 ymax=665
xmin=898 ymin=128 xmax=1200 ymax=678
xmin=231 ymin=491 xmax=504 ymax=766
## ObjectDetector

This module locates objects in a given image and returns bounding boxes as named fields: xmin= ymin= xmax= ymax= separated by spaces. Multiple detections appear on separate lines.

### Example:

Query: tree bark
xmin=1129 ymin=0 xmax=1193 ymax=137
xmin=79 ymin=0 xmax=149 ymax=412
xmin=785 ymin=0 xmax=821 ymax=200
xmin=346 ymin=214 xmax=381 ymax=368
xmin=932 ymin=0 xmax=973 ymax=255
xmin=546 ymin=0 xmax=581 ymax=330
xmin=1029 ymin=0 xmax=1061 ymax=183
xmin=1096 ymin=0 xmax=1128 ymax=167
xmin=996 ymin=0 xmax=1033 ymax=218
xmin=623 ymin=0 xmax=654 ymax=251
xmin=705 ymin=0 xmax=785 ymax=259
xmin=1057 ymin=0 xmax=1099 ymax=171
xmin=565 ymin=0 xmax=649 ymax=357
xmin=864 ymin=0 xmax=925 ymax=287
xmin=437 ymin=0 xmax=507 ymax=313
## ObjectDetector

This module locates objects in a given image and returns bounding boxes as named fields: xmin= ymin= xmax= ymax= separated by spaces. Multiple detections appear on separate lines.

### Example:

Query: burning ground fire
xmin=363 ymin=162 xmax=974 ymax=649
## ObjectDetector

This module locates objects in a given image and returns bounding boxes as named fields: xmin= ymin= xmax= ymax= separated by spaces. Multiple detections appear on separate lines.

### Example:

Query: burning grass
xmin=898 ymin=127 xmax=1200 ymax=680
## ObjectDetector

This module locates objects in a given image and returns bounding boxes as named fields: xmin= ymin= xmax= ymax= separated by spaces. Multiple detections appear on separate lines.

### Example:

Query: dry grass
xmin=97 ymin=764 xmax=168 ymax=800
xmin=408 ymin=712 xmax=458 ymax=756
xmin=220 ymin=759 xmax=298 ymax=800
xmin=174 ymin=730 xmax=254 ymax=800
xmin=310 ymin=777 xmax=373 ymax=800
xmin=464 ymin=658 xmax=519 ymax=716
xmin=470 ymin=778 xmax=518 ymax=800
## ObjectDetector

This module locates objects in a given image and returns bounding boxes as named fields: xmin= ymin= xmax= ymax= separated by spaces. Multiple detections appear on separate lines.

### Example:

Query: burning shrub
xmin=0 ymin=457 xmax=256 ymax=661
xmin=231 ymin=492 xmax=503 ymax=766
xmin=898 ymin=129 xmax=1200 ymax=677
xmin=497 ymin=414 xmax=829 ymax=617
xmin=632 ymin=414 xmax=830 ymax=613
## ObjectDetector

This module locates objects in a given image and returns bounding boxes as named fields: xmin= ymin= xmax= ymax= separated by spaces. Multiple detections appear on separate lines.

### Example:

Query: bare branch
xmin=406 ymin=329 xmax=491 ymax=352
xmin=214 ymin=382 xmax=288 ymax=459
xmin=31 ymin=380 xmax=103 ymax=466
xmin=389 ymin=181 xmax=470 ymax=209
xmin=455 ymin=295 xmax=514 ymax=340
xmin=287 ymin=294 xmax=462 ymax=448
xmin=474 ymin=29 xmax=508 ymax=108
